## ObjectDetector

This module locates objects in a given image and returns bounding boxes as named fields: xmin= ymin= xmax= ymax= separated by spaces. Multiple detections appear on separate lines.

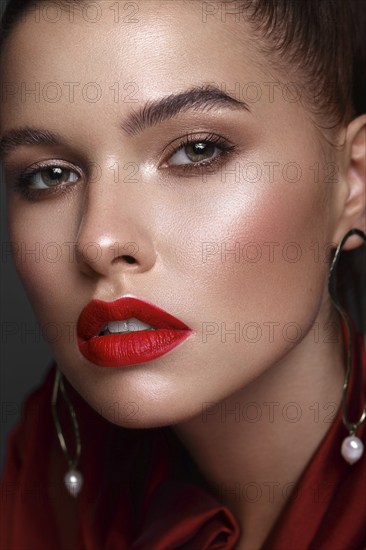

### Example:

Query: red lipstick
xmin=77 ymin=295 xmax=192 ymax=367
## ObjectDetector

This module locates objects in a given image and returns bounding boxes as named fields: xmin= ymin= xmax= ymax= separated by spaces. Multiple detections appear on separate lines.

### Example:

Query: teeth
xmin=100 ymin=317 xmax=155 ymax=335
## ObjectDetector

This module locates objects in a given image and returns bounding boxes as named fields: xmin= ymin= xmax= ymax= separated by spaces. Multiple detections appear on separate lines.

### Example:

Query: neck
xmin=173 ymin=306 xmax=345 ymax=549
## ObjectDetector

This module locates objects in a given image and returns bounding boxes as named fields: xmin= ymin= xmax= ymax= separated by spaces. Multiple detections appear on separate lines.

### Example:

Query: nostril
xmin=122 ymin=255 xmax=136 ymax=264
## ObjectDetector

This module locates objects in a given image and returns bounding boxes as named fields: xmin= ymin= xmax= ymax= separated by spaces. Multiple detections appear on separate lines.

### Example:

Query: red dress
xmin=1 ymin=314 xmax=365 ymax=549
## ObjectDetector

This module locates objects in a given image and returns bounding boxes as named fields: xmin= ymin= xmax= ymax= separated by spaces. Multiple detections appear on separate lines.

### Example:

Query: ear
xmin=332 ymin=114 xmax=366 ymax=250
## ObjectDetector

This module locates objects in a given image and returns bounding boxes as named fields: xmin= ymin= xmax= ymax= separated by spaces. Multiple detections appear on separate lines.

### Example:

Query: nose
xmin=75 ymin=178 xmax=157 ymax=279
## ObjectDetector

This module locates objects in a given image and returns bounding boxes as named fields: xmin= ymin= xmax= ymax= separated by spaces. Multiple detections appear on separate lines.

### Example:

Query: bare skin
xmin=1 ymin=2 xmax=365 ymax=548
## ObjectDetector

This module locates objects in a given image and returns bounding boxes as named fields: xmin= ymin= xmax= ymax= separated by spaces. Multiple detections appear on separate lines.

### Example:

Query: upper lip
xmin=77 ymin=295 xmax=191 ymax=341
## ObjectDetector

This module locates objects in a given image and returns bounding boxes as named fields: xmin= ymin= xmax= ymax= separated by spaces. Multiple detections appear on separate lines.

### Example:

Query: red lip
xmin=77 ymin=295 xmax=192 ymax=367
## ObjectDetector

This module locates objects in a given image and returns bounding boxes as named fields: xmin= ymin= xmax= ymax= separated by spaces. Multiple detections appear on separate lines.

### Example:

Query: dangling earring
xmin=51 ymin=368 xmax=83 ymax=496
xmin=328 ymin=228 xmax=366 ymax=465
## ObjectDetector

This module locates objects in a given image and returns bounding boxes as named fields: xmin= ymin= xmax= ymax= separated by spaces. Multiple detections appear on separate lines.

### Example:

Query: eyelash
xmin=12 ymin=132 xmax=237 ymax=201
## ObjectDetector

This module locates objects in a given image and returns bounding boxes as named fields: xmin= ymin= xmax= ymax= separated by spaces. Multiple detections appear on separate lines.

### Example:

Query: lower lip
xmin=78 ymin=328 xmax=192 ymax=367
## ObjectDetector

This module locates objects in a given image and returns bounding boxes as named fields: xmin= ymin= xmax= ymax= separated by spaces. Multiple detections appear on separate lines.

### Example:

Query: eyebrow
xmin=121 ymin=85 xmax=250 ymax=135
xmin=0 ymin=128 xmax=63 ymax=160
xmin=0 ymin=85 xmax=250 ymax=159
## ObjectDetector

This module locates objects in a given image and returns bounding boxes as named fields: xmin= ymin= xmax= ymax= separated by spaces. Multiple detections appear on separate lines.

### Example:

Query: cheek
xmin=175 ymin=162 xmax=329 ymax=317
xmin=6 ymin=198 xmax=81 ymax=328
xmin=171 ymin=172 xmax=331 ymax=394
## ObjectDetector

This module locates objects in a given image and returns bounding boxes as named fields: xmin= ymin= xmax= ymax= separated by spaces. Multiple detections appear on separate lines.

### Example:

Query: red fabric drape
xmin=1 ymin=314 xmax=365 ymax=549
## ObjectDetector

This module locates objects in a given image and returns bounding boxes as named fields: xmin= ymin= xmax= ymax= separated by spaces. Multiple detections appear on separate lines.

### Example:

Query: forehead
xmin=0 ymin=1 xmax=267 ymax=102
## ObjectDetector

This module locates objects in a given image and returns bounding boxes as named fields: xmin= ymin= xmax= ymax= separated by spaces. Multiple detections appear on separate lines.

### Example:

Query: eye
xmin=161 ymin=132 xmax=236 ymax=172
xmin=23 ymin=165 xmax=79 ymax=189
xmin=168 ymin=141 xmax=222 ymax=165
xmin=12 ymin=162 xmax=82 ymax=200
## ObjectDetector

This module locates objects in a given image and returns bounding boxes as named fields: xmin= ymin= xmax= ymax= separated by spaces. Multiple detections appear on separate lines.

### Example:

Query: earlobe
xmin=333 ymin=114 xmax=366 ymax=250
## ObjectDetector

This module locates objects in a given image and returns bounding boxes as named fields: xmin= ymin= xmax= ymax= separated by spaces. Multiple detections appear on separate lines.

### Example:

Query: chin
xmin=85 ymin=392 xmax=202 ymax=430
xmin=57 ymin=362 xmax=202 ymax=430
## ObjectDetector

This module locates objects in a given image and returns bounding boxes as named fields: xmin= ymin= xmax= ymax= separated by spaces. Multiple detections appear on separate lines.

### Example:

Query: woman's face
xmin=0 ymin=1 xmax=343 ymax=427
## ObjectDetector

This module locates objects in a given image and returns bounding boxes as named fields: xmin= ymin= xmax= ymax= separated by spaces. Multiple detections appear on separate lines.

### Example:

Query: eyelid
xmin=20 ymin=159 xmax=82 ymax=179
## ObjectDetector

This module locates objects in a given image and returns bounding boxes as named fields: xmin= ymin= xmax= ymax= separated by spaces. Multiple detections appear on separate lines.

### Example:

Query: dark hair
xmin=240 ymin=0 xmax=366 ymax=132
xmin=1 ymin=0 xmax=365 ymax=330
